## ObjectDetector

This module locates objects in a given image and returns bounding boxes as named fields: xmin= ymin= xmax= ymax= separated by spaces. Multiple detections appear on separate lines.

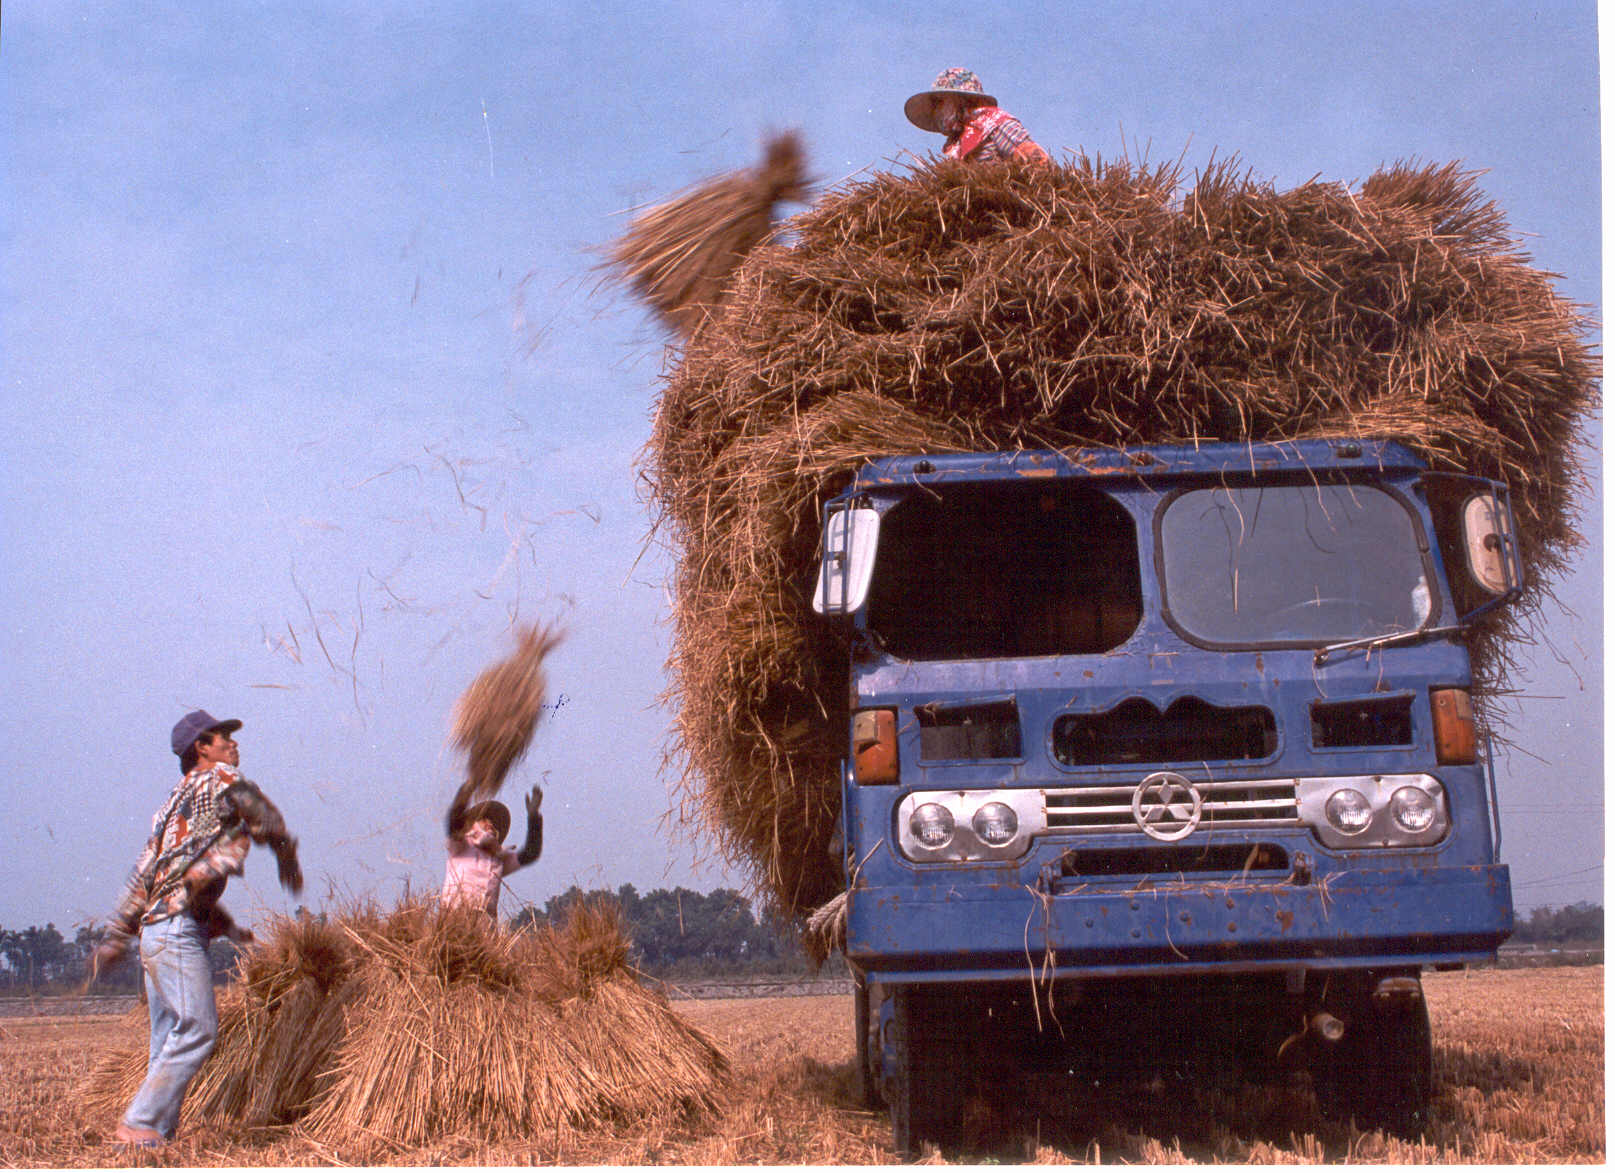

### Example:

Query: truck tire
xmin=890 ymin=984 xmax=966 ymax=1159
xmin=1313 ymin=985 xmax=1433 ymax=1137
xmin=1362 ymin=995 xmax=1434 ymax=1137
xmin=853 ymin=974 xmax=881 ymax=1108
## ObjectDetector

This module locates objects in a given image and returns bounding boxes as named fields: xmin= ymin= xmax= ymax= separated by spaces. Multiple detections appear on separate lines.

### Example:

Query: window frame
xmin=1152 ymin=475 xmax=1442 ymax=653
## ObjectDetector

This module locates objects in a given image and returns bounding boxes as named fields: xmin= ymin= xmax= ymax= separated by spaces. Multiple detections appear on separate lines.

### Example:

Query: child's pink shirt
xmin=442 ymin=833 xmax=519 ymax=917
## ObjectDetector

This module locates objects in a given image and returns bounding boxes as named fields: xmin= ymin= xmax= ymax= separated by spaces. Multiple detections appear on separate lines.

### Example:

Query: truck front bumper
xmin=846 ymin=862 xmax=1512 ymax=983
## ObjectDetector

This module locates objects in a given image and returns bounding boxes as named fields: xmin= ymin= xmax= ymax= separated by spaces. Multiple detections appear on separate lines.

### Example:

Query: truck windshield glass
xmin=866 ymin=483 xmax=1141 ymax=660
xmin=1160 ymin=483 xmax=1432 ymax=646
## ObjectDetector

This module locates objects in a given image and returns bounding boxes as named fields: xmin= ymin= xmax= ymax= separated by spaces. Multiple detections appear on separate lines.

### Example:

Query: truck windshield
xmin=866 ymin=483 xmax=1141 ymax=660
xmin=1160 ymin=483 xmax=1433 ymax=646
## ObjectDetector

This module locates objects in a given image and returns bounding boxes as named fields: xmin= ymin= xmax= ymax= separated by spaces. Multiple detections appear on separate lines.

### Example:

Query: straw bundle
xmin=450 ymin=621 xmax=565 ymax=812
xmin=643 ymin=155 xmax=1598 ymax=922
xmin=606 ymin=131 xmax=809 ymax=334
xmin=84 ymin=898 xmax=728 ymax=1148
xmin=85 ymin=914 xmax=359 ymax=1128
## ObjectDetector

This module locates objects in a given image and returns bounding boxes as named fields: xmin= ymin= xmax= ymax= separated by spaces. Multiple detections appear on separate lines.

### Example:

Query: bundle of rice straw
xmin=640 ymin=156 xmax=1598 ymax=923
xmin=84 ymin=898 xmax=728 ymax=1150
xmin=450 ymin=622 xmax=565 ymax=813
xmin=803 ymin=889 xmax=849 ymax=967
xmin=605 ymin=131 xmax=810 ymax=334
xmin=86 ymin=914 xmax=358 ymax=1128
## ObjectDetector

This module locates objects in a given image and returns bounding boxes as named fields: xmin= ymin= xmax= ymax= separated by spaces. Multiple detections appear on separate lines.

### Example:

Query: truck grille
xmin=1043 ymin=777 xmax=1300 ymax=834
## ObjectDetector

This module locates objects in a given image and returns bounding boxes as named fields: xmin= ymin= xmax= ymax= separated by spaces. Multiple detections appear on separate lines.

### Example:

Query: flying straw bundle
xmin=84 ymin=898 xmax=728 ymax=1150
xmin=450 ymin=621 xmax=565 ymax=813
xmin=605 ymin=131 xmax=810 ymax=334
xmin=641 ymin=155 xmax=1598 ymax=922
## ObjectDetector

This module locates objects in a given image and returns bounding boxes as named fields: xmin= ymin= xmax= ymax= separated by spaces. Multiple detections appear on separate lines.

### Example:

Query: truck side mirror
xmin=813 ymin=506 xmax=881 ymax=615
xmin=1460 ymin=494 xmax=1517 ymax=597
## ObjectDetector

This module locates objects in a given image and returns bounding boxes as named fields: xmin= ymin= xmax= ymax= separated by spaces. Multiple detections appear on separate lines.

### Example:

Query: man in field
xmin=904 ymin=67 xmax=1051 ymax=164
xmin=92 ymin=710 xmax=303 ymax=1147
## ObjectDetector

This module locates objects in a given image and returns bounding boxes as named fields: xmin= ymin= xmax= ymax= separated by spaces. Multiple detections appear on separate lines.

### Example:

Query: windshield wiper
xmin=1313 ymin=622 xmax=1464 ymax=666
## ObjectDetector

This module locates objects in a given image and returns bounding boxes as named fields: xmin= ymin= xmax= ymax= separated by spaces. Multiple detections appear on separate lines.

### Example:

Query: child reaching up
xmin=443 ymin=785 xmax=543 ymax=918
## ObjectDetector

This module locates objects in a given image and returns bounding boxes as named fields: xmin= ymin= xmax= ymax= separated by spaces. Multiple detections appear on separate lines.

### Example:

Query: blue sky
xmin=1 ymin=1 xmax=1601 ymax=932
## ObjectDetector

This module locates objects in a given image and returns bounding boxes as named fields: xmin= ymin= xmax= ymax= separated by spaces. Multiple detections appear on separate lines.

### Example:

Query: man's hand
xmin=220 ymin=779 xmax=305 ymax=894
xmin=88 ymin=940 xmax=127 ymax=986
xmin=273 ymin=836 xmax=304 ymax=895
xmin=516 ymin=785 xmax=545 ymax=867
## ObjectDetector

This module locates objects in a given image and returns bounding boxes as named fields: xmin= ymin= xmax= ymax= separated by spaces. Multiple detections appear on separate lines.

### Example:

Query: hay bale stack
xmin=85 ymin=898 xmax=728 ymax=1148
xmin=606 ymin=131 xmax=810 ymax=334
xmin=644 ymin=155 xmax=1598 ymax=922
xmin=220 ymin=913 xmax=359 ymax=1124
xmin=450 ymin=621 xmax=565 ymax=812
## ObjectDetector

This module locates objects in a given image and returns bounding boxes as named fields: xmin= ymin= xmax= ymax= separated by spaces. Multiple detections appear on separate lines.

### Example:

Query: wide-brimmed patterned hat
xmin=905 ymin=67 xmax=997 ymax=133
xmin=466 ymin=800 xmax=511 ymax=842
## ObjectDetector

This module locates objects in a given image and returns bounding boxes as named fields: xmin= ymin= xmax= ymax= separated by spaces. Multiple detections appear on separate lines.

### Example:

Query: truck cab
xmin=813 ymin=439 xmax=1519 ymax=1155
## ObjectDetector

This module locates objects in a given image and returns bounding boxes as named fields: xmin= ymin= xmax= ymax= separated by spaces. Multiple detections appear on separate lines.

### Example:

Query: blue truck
xmin=812 ymin=438 xmax=1520 ymax=1155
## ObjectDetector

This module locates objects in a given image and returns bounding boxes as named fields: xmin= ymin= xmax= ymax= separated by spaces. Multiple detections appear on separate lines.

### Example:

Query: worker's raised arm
xmin=515 ymin=785 xmax=544 ymax=867
xmin=221 ymin=777 xmax=304 ymax=895
xmin=445 ymin=784 xmax=473 ymax=841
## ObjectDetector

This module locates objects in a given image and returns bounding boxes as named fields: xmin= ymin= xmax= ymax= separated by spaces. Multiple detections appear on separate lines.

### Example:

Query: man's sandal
xmin=113 ymin=1125 xmax=167 ymax=1149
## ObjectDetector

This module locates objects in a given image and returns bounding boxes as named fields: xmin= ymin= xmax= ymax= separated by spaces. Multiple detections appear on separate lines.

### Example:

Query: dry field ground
xmin=0 ymin=966 xmax=1600 ymax=1166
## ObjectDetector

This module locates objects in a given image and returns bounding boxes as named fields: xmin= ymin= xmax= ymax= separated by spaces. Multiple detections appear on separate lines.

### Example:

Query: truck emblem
xmin=1132 ymin=772 xmax=1204 ymax=841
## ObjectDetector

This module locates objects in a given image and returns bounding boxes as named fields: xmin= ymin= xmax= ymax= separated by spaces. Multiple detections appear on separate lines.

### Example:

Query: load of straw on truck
xmin=617 ymin=143 xmax=1596 ymax=925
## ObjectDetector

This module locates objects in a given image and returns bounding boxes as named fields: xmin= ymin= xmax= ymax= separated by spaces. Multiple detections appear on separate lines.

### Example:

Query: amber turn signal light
xmin=853 ymin=709 xmax=899 ymax=784
xmin=1430 ymin=688 xmax=1478 ymax=764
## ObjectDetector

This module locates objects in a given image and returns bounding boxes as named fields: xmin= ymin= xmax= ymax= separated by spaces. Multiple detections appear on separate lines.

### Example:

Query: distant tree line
xmin=0 ymin=925 xmax=95 ymax=988
xmin=511 ymin=884 xmax=813 ymax=978
xmin=8 ymin=897 xmax=1593 ymax=994
xmin=0 ymin=924 xmax=242 ymax=995
xmin=1510 ymin=901 xmax=1603 ymax=947
xmin=0 ymin=885 xmax=811 ymax=994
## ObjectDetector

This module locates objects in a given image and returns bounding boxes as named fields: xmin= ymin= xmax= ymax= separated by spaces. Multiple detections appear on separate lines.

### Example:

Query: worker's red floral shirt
xmin=944 ymin=106 xmax=1040 ymax=162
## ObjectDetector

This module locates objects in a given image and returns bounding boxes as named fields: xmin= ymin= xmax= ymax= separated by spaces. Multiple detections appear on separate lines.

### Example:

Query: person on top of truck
xmin=904 ymin=67 xmax=1051 ymax=164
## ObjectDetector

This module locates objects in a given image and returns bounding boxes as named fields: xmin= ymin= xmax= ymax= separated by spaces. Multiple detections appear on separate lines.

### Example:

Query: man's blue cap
xmin=171 ymin=710 xmax=243 ymax=756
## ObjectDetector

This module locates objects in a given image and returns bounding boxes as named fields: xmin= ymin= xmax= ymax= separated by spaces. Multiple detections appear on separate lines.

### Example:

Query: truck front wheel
xmin=1312 ymin=980 xmax=1433 ymax=1137
xmin=890 ymin=984 xmax=967 ymax=1158
xmin=853 ymin=973 xmax=880 ymax=1108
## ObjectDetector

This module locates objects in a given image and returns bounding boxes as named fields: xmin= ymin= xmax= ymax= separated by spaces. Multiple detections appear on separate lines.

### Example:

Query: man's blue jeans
xmin=122 ymin=913 xmax=217 ymax=1138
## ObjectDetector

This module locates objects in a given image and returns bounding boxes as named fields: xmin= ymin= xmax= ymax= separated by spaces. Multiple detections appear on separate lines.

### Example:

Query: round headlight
xmin=909 ymin=802 xmax=955 ymax=848
xmin=971 ymin=802 xmax=1018 ymax=847
xmin=1324 ymin=788 xmax=1373 ymax=835
xmin=1390 ymin=786 xmax=1437 ymax=833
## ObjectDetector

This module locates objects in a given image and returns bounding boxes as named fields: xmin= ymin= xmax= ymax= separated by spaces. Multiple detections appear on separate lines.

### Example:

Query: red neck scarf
xmin=944 ymin=106 xmax=1013 ymax=160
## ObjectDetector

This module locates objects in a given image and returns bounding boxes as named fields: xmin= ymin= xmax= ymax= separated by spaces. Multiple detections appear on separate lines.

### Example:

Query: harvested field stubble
xmin=642 ymin=157 xmax=1599 ymax=920
xmin=3 ymin=965 xmax=1602 ymax=1164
